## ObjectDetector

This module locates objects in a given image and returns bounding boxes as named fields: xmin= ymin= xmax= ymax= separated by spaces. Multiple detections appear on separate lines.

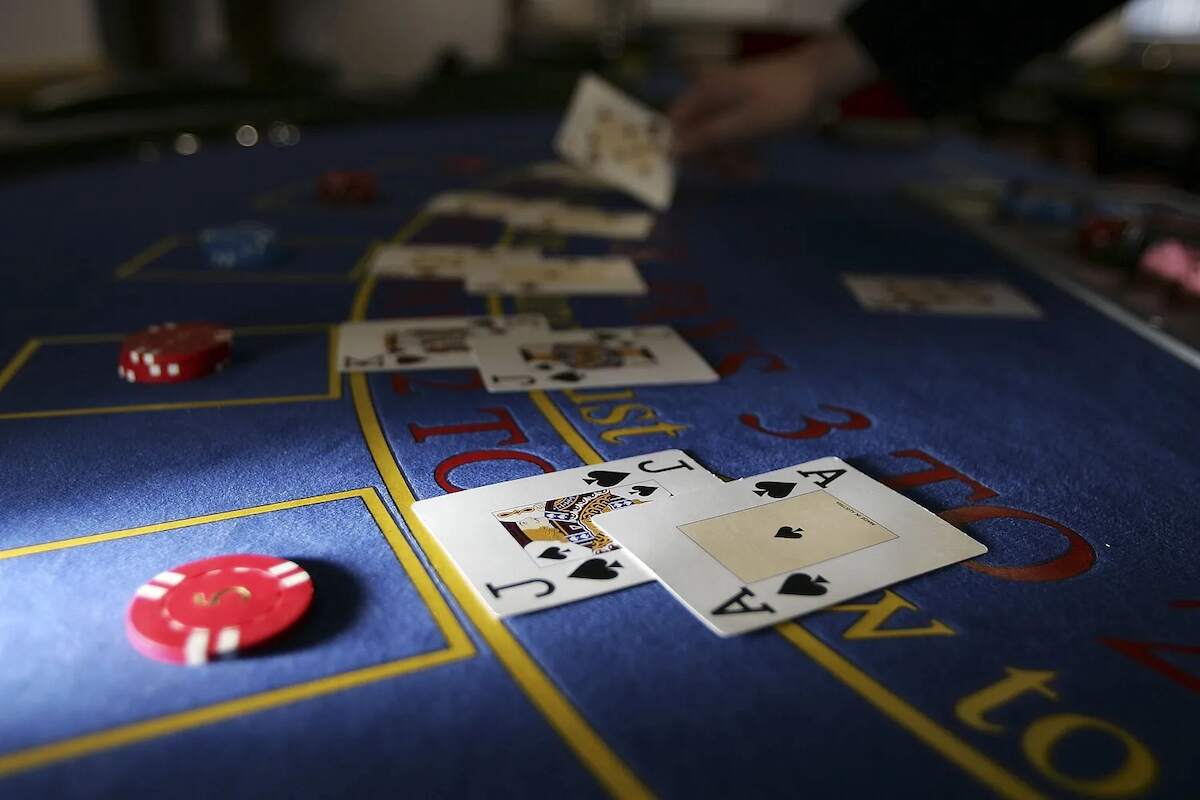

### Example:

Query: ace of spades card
xmin=411 ymin=450 xmax=722 ymax=617
xmin=336 ymin=314 xmax=548 ymax=372
xmin=472 ymin=326 xmax=717 ymax=392
xmin=555 ymin=73 xmax=675 ymax=211
xmin=592 ymin=457 xmax=987 ymax=637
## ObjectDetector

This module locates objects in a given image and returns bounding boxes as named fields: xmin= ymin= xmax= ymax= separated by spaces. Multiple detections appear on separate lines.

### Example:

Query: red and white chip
xmin=126 ymin=554 xmax=313 ymax=666
xmin=118 ymin=322 xmax=233 ymax=384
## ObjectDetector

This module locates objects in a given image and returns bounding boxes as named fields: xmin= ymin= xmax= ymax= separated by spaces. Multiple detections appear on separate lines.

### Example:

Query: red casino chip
xmin=118 ymin=322 xmax=233 ymax=384
xmin=126 ymin=554 xmax=314 ymax=666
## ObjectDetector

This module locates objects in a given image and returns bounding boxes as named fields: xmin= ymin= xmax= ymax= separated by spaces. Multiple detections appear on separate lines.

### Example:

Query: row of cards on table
xmin=336 ymin=316 xmax=718 ymax=392
xmin=412 ymin=451 xmax=987 ymax=636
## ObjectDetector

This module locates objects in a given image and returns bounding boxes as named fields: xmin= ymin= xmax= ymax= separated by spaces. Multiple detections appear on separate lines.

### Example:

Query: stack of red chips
xmin=117 ymin=322 xmax=233 ymax=384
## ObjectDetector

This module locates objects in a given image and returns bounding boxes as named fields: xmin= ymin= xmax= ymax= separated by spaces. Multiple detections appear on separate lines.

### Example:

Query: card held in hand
xmin=555 ymin=73 xmax=675 ymax=211
xmin=411 ymin=450 xmax=723 ymax=617
xmin=592 ymin=457 xmax=987 ymax=637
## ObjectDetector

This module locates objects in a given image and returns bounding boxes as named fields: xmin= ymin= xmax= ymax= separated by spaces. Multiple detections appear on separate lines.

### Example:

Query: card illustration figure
xmin=336 ymin=314 xmax=549 ymax=372
xmin=473 ymin=326 xmax=716 ymax=392
xmin=842 ymin=274 xmax=1043 ymax=317
xmin=555 ymin=73 xmax=675 ymax=210
xmin=494 ymin=480 xmax=667 ymax=569
xmin=411 ymin=450 xmax=721 ymax=617
xmin=593 ymin=457 xmax=988 ymax=636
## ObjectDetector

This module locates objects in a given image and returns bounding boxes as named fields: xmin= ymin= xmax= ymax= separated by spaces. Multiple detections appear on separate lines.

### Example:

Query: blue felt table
xmin=0 ymin=115 xmax=1195 ymax=799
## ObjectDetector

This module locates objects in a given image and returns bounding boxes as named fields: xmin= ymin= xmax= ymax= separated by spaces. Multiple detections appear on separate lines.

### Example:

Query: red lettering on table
xmin=409 ymin=407 xmax=527 ymax=446
xmin=881 ymin=449 xmax=998 ymax=502
xmin=434 ymin=450 xmax=555 ymax=492
xmin=391 ymin=373 xmax=484 ymax=395
xmin=739 ymin=404 xmax=869 ymax=440
xmin=1101 ymin=637 xmax=1200 ymax=694
xmin=716 ymin=349 xmax=788 ymax=377
xmin=939 ymin=505 xmax=1095 ymax=582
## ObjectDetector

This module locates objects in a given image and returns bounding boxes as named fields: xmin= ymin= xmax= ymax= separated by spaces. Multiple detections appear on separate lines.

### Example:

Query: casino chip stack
xmin=118 ymin=322 xmax=233 ymax=383
xmin=200 ymin=222 xmax=282 ymax=269
xmin=127 ymin=554 xmax=314 ymax=666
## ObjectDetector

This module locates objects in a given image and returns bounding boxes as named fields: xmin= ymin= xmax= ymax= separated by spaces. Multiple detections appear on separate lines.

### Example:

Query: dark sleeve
xmin=843 ymin=0 xmax=1127 ymax=115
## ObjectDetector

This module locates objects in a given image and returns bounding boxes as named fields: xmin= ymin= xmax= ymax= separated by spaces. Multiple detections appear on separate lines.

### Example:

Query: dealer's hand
xmin=669 ymin=32 xmax=878 ymax=156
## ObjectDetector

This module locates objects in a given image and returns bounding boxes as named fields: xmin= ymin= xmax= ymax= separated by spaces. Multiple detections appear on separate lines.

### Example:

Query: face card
xmin=336 ymin=314 xmax=549 ymax=372
xmin=369 ymin=244 xmax=540 ymax=280
xmin=592 ymin=457 xmax=987 ymax=637
xmin=555 ymin=73 xmax=675 ymax=210
xmin=471 ymin=325 xmax=717 ymax=392
xmin=411 ymin=450 xmax=722 ymax=616
xmin=464 ymin=255 xmax=647 ymax=296
xmin=842 ymin=274 xmax=1043 ymax=317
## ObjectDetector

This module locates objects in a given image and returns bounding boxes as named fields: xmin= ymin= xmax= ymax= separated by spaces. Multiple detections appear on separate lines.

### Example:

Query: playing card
xmin=471 ymin=325 xmax=717 ymax=392
xmin=842 ymin=274 xmax=1043 ymax=317
xmin=426 ymin=191 xmax=654 ymax=240
xmin=369 ymin=244 xmax=540 ymax=280
xmin=464 ymin=255 xmax=647 ymax=296
xmin=520 ymin=160 xmax=614 ymax=189
xmin=592 ymin=457 xmax=987 ymax=637
xmin=507 ymin=203 xmax=655 ymax=240
xmin=555 ymin=73 xmax=675 ymax=210
xmin=336 ymin=314 xmax=548 ymax=372
xmin=411 ymin=450 xmax=722 ymax=616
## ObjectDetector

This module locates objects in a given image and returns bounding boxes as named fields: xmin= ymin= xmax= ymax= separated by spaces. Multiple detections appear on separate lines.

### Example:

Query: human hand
xmin=669 ymin=33 xmax=877 ymax=156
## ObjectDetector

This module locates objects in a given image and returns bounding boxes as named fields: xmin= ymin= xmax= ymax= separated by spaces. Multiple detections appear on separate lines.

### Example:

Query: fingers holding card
xmin=471 ymin=325 xmax=717 ymax=392
xmin=592 ymin=457 xmax=987 ymax=637
xmin=411 ymin=450 xmax=722 ymax=617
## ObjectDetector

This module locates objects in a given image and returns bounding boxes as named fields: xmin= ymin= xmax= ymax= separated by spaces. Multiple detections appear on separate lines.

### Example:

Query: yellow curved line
xmin=528 ymin=380 xmax=1046 ymax=800
xmin=0 ymin=488 xmax=475 ymax=777
xmin=349 ymin=373 xmax=651 ymax=799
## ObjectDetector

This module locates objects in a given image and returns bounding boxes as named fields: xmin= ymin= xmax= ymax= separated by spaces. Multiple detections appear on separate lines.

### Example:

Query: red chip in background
xmin=317 ymin=170 xmax=377 ymax=204
xmin=126 ymin=554 xmax=314 ymax=666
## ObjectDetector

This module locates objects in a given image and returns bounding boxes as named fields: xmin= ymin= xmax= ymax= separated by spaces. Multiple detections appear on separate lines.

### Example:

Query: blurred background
xmin=1 ymin=0 xmax=1199 ymax=186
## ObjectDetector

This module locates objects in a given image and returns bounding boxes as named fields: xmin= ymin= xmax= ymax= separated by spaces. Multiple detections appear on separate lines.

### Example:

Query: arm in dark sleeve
xmin=844 ymin=0 xmax=1126 ymax=115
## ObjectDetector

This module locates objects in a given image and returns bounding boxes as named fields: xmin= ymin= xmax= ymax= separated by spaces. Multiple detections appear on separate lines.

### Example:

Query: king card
xmin=592 ymin=457 xmax=987 ymax=637
xmin=336 ymin=314 xmax=548 ymax=372
xmin=555 ymin=73 xmax=675 ymax=210
xmin=471 ymin=325 xmax=717 ymax=392
xmin=411 ymin=450 xmax=722 ymax=617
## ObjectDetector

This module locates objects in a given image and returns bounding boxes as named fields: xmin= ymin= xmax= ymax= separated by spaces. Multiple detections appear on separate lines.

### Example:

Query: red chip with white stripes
xmin=126 ymin=554 xmax=314 ymax=666
xmin=118 ymin=321 xmax=233 ymax=384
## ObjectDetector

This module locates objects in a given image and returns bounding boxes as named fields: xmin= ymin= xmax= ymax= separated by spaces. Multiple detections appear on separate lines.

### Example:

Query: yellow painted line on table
xmin=0 ymin=488 xmax=475 ymax=777
xmin=113 ymin=235 xmax=181 ymax=279
xmin=528 ymin=390 xmax=1045 ymax=800
xmin=775 ymin=623 xmax=1045 ymax=800
xmin=0 ymin=340 xmax=40 ymax=394
xmin=347 ymin=214 xmax=651 ymax=798
xmin=349 ymin=374 xmax=651 ymax=799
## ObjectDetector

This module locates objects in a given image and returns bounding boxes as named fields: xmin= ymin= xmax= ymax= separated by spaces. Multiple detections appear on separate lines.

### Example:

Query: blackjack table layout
xmin=0 ymin=116 xmax=1196 ymax=799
